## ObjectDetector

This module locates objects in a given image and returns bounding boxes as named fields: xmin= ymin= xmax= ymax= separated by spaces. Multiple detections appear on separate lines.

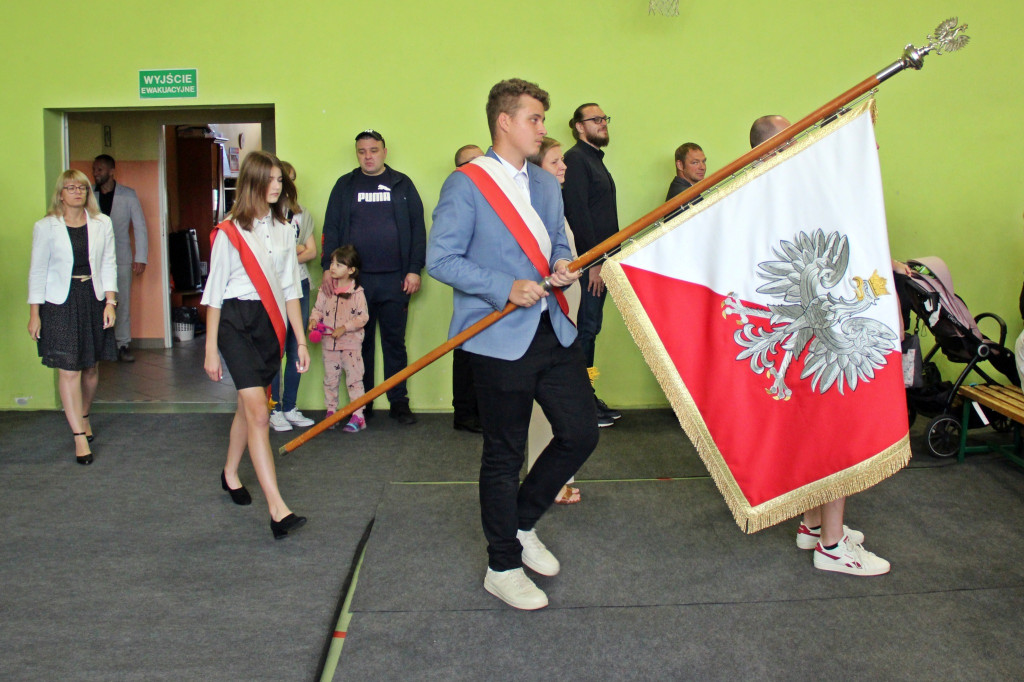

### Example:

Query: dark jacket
xmin=320 ymin=166 xmax=426 ymax=274
xmin=562 ymin=141 xmax=618 ymax=256
xmin=666 ymin=175 xmax=693 ymax=202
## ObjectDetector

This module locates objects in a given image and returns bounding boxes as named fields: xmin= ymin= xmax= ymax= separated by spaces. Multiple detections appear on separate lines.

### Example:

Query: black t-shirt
xmin=97 ymin=184 xmax=114 ymax=216
xmin=350 ymin=171 xmax=401 ymax=273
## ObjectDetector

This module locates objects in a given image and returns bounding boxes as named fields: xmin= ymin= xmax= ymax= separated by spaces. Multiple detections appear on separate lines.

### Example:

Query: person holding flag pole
xmin=427 ymin=79 xmax=598 ymax=610
xmin=747 ymin=115 xmax=887 ymax=576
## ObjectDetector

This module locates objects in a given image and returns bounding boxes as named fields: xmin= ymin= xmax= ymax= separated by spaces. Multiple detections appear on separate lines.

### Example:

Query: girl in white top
xmin=201 ymin=150 xmax=311 ymax=539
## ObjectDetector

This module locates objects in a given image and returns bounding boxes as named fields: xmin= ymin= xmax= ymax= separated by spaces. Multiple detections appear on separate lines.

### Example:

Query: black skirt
xmin=218 ymin=298 xmax=282 ymax=390
xmin=37 ymin=278 xmax=117 ymax=371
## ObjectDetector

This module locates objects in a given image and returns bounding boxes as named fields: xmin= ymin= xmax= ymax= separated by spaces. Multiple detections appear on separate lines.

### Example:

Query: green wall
xmin=6 ymin=1 xmax=1022 ymax=411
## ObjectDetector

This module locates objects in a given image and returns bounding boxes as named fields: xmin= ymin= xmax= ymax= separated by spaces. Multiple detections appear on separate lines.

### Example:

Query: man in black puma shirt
xmin=321 ymin=130 xmax=426 ymax=424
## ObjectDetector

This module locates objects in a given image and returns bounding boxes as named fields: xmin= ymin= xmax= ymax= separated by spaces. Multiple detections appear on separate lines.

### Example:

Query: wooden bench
xmin=957 ymin=384 xmax=1024 ymax=467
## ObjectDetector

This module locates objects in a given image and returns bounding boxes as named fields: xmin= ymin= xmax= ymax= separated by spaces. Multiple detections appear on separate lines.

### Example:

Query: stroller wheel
xmin=990 ymin=413 xmax=1013 ymax=433
xmin=926 ymin=415 xmax=962 ymax=458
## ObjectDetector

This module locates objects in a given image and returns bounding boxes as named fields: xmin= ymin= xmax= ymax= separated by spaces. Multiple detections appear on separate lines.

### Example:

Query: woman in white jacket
xmin=27 ymin=170 xmax=117 ymax=465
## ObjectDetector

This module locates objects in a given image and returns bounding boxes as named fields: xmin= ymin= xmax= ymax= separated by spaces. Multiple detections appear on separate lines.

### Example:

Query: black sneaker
xmin=595 ymin=396 xmax=621 ymax=420
xmin=389 ymin=402 xmax=417 ymax=425
xmin=118 ymin=346 xmax=135 ymax=363
xmin=597 ymin=412 xmax=615 ymax=428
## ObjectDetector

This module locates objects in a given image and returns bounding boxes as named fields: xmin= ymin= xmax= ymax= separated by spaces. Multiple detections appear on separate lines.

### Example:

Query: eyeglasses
xmin=580 ymin=116 xmax=611 ymax=125
xmin=63 ymin=185 xmax=89 ymax=194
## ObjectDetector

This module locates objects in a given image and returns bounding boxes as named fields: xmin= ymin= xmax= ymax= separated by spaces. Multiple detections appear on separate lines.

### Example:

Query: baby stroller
xmin=896 ymin=257 xmax=1020 ymax=457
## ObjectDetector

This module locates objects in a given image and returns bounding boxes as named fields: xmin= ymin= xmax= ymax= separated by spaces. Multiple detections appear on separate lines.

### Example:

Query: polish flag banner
xmin=603 ymin=100 xmax=911 ymax=532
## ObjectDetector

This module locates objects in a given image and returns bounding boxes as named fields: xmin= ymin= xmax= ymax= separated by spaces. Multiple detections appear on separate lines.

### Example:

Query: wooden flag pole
xmin=280 ymin=21 xmax=968 ymax=455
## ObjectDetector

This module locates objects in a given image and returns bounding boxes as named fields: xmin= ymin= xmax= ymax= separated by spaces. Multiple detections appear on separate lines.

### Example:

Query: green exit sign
xmin=139 ymin=69 xmax=198 ymax=99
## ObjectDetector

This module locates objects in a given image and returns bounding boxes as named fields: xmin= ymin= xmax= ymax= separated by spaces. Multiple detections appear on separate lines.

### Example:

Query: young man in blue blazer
xmin=428 ymin=79 xmax=599 ymax=610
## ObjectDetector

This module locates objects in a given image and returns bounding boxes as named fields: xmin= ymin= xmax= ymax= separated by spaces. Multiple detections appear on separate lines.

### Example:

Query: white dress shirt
xmin=201 ymin=215 xmax=301 ymax=309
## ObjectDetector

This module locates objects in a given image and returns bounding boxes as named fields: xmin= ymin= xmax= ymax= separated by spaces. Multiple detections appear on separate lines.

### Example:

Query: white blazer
xmin=27 ymin=213 xmax=117 ymax=305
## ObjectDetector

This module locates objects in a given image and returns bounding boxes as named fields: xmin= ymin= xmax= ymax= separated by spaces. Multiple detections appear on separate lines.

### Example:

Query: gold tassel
xmin=587 ymin=366 xmax=600 ymax=387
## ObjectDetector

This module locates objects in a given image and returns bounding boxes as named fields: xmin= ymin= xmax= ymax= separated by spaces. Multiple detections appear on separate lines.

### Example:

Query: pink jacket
xmin=309 ymin=277 xmax=368 ymax=352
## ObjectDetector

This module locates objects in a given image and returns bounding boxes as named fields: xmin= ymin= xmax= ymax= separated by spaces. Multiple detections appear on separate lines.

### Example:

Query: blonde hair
xmin=528 ymin=137 xmax=561 ymax=166
xmin=48 ymin=169 xmax=100 ymax=218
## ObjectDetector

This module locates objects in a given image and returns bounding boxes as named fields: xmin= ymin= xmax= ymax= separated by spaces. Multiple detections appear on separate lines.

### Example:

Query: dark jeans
xmin=452 ymin=348 xmax=478 ymax=422
xmin=469 ymin=313 xmax=599 ymax=571
xmin=577 ymin=285 xmax=607 ymax=368
xmin=360 ymin=271 xmax=411 ymax=405
xmin=271 ymin=278 xmax=310 ymax=412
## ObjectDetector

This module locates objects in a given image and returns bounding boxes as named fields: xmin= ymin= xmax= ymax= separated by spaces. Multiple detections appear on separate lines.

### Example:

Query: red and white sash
xmin=211 ymin=219 xmax=288 ymax=355
xmin=457 ymin=157 xmax=571 ymax=320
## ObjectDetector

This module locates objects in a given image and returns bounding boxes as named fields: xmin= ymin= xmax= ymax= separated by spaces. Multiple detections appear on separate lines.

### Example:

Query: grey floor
xmin=5 ymin=346 xmax=1024 ymax=680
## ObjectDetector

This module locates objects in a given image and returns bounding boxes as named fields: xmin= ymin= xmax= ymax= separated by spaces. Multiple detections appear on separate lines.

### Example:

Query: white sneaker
xmin=814 ymin=537 xmax=890 ymax=576
xmin=283 ymin=409 xmax=314 ymax=427
xmin=517 ymin=528 xmax=560 ymax=576
xmin=483 ymin=568 xmax=548 ymax=610
xmin=796 ymin=522 xmax=864 ymax=550
xmin=269 ymin=410 xmax=292 ymax=432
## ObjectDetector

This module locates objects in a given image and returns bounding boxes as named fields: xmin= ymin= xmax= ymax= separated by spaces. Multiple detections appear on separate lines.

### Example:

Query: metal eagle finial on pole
xmin=278 ymin=19 xmax=970 ymax=456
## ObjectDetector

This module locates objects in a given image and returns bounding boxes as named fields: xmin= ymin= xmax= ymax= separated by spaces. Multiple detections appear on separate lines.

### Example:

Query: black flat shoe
xmin=82 ymin=415 xmax=94 ymax=443
xmin=271 ymin=513 xmax=307 ymax=539
xmin=73 ymin=432 xmax=93 ymax=465
xmin=221 ymin=471 xmax=252 ymax=505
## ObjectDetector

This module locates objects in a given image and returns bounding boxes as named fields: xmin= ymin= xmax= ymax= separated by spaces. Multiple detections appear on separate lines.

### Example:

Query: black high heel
xmin=73 ymin=432 xmax=93 ymax=465
xmin=271 ymin=513 xmax=307 ymax=539
xmin=82 ymin=414 xmax=94 ymax=442
xmin=221 ymin=470 xmax=252 ymax=505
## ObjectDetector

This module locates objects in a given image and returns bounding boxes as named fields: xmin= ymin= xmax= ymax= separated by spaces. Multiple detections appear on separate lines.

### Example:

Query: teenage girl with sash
xmin=202 ymin=151 xmax=310 ymax=539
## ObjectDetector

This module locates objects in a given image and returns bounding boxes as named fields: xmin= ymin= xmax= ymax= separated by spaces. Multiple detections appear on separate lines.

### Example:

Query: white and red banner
xmin=604 ymin=100 xmax=911 ymax=532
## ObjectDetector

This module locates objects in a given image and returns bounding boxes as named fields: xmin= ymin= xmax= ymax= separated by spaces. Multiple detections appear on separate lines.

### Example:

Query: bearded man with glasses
xmin=562 ymin=103 xmax=622 ymax=428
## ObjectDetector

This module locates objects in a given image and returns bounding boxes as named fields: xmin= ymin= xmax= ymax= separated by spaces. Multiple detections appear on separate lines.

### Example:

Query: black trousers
xmin=452 ymin=348 xmax=479 ymax=422
xmin=468 ymin=313 xmax=599 ymax=571
xmin=360 ymin=271 xmax=411 ymax=405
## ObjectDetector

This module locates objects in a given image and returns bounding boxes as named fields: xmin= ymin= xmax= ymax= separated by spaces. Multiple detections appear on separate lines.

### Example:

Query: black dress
xmin=37 ymin=224 xmax=117 ymax=370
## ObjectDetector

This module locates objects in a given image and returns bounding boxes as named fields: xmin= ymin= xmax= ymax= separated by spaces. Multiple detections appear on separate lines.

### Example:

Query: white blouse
xmin=201 ymin=215 xmax=301 ymax=309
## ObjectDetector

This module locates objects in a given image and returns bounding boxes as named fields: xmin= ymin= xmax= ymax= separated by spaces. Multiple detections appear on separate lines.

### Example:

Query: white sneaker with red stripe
xmin=796 ymin=522 xmax=864 ymax=550
xmin=813 ymin=537 xmax=890 ymax=576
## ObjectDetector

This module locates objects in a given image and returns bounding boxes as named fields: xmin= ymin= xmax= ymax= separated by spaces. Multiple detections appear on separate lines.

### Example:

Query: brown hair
xmin=47 ymin=169 xmax=100 ymax=218
xmin=674 ymin=142 xmax=703 ymax=165
xmin=277 ymin=159 xmax=302 ymax=215
xmin=326 ymin=244 xmax=362 ymax=293
xmin=229 ymin=151 xmax=293 ymax=230
xmin=527 ymin=137 xmax=561 ymax=166
xmin=486 ymin=79 xmax=550 ymax=139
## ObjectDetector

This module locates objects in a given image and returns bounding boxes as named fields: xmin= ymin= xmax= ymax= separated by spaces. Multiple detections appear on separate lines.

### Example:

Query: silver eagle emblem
xmin=721 ymin=229 xmax=897 ymax=400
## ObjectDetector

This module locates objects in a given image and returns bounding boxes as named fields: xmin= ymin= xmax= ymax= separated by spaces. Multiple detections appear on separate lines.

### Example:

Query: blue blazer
xmin=427 ymin=150 xmax=576 ymax=361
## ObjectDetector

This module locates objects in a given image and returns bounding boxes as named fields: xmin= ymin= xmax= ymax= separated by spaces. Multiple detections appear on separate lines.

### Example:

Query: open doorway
xmin=63 ymin=105 xmax=274 ymax=410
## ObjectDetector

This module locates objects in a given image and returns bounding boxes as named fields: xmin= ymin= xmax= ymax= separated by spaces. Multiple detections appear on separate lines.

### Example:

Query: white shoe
xmin=796 ymin=522 xmax=864 ymax=550
xmin=283 ymin=409 xmax=314 ymax=427
xmin=813 ymin=537 xmax=890 ymax=576
xmin=484 ymin=568 xmax=548 ymax=610
xmin=269 ymin=411 xmax=293 ymax=432
xmin=517 ymin=528 xmax=560 ymax=576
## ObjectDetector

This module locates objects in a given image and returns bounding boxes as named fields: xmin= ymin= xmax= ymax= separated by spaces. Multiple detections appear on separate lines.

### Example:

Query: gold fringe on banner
xmin=603 ymin=99 xmax=912 ymax=533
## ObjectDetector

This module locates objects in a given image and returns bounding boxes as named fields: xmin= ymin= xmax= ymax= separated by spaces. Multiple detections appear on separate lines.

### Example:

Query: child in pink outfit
xmin=309 ymin=245 xmax=369 ymax=432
